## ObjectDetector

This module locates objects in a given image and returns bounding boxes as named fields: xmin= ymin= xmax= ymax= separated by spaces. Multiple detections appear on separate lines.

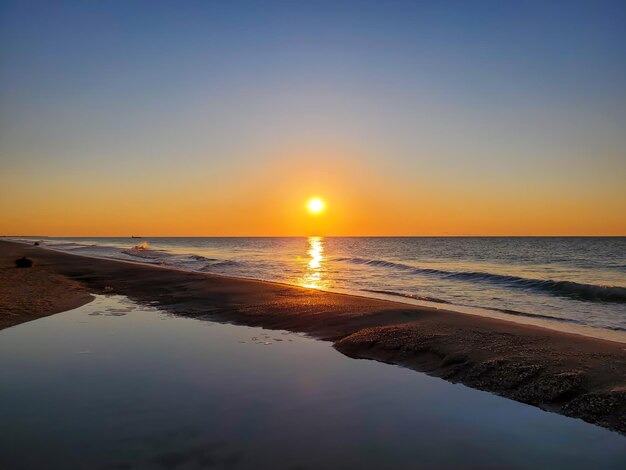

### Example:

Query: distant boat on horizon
xmin=131 ymin=236 xmax=142 ymax=239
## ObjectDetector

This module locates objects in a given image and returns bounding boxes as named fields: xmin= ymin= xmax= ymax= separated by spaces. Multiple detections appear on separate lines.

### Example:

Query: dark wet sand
xmin=1 ymin=240 xmax=625 ymax=434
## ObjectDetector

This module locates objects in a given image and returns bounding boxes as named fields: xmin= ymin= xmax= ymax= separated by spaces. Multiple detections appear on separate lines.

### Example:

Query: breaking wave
xmin=199 ymin=260 xmax=240 ymax=270
xmin=362 ymin=289 xmax=450 ymax=304
xmin=361 ymin=288 xmax=626 ymax=331
xmin=122 ymin=247 xmax=160 ymax=260
xmin=336 ymin=257 xmax=626 ymax=303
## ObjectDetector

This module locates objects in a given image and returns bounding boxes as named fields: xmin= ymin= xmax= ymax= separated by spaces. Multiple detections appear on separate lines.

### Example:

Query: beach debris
xmin=15 ymin=256 xmax=33 ymax=268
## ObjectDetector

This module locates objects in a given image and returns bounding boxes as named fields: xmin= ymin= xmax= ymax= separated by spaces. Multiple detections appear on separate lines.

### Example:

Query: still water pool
xmin=1 ymin=295 xmax=625 ymax=469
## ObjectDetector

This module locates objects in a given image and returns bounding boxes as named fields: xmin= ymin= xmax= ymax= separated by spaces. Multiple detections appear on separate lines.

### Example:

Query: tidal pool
xmin=1 ymin=295 xmax=625 ymax=469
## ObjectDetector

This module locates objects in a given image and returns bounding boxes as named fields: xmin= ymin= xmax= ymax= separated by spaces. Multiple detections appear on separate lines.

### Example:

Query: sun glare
xmin=307 ymin=197 xmax=325 ymax=214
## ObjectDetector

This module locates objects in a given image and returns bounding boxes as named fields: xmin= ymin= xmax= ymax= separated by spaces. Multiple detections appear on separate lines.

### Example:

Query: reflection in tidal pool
xmin=0 ymin=295 xmax=625 ymax=469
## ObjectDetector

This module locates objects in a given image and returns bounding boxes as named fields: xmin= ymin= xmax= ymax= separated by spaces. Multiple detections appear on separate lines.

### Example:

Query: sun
xmin=307 ymin=197 xmax=325 ymax=214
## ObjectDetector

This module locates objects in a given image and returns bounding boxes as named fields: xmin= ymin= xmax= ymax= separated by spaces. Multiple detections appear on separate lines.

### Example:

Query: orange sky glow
xmin=2 ymin=150 xmax=624 ymax=237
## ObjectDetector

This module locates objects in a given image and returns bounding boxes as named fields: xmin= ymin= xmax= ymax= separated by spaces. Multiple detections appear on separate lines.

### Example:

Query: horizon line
xmin=3 ymin=235 xmax=626 ymax=239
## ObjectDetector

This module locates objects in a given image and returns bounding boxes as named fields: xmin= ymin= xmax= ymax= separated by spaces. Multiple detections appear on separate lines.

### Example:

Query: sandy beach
xmin=0 ymin=243 xmax=93 ymax=330
xmin=1 ymin=239 xmax=625 ymax=435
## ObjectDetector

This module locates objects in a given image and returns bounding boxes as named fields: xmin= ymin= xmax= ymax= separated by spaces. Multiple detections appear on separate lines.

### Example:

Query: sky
xmin=1 ymin=0 xmax=625 ymax=236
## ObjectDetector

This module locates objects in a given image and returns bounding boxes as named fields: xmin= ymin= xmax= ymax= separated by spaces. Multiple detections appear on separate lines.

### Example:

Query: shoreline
xmin=6 ymin=238 xmax=625 ymax=343
xmin=1 ymin=239 xmax=625 ymax=435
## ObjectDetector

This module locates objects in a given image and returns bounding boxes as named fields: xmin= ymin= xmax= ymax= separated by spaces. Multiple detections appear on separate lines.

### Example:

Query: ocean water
xmin=1 ymin=295 xmax=625 ymax=468
xmin=8 ymin=236 xmax=626 ymax=339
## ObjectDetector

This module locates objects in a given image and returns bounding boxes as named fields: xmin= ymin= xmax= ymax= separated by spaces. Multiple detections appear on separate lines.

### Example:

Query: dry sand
xmin=1 ymin=240 xmax=625 ymax=434
xmin=0 ymin=243 xmax=93 ymax=329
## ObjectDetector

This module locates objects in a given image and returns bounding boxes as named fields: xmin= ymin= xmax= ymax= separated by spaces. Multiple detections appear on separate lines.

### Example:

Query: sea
xmin=7 ymin=236 xmax=626 ymax=340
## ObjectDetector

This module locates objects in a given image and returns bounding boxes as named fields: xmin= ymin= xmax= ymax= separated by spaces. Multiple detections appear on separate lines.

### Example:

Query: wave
xmin=122 ymin=248 xmax=161 ymax=260
xmin=120 ymin=249 xmax=238 ymax=271
xmin=362 ymin=289 xmax=450 ymax=304
xmin=362 ymin=289 xmax=626 ymax=331
xmin=483 ymin=306 xmax=626 ymax=332
xmin=199 ymin=260 xmax=240 ymax=270
xmin=188 ymin=254 xmax=216 ymax=262
xmin=38 ymin=238 xmax=238 ymax=272
xmin=335 ymin=257 xmax=626 ymax=303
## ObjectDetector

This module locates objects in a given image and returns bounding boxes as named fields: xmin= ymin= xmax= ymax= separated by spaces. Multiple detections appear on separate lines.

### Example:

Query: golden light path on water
xmin=299 ymin=236 xmax=331 ymax=290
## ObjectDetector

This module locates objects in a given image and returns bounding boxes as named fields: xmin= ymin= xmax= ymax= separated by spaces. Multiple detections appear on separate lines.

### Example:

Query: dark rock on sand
xmin=15 ymin=256 xmax=33 ymax=268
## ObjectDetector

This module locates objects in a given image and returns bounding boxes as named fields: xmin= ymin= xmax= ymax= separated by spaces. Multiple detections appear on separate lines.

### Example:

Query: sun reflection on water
xmin=299 ymin=236 xmax=330 ymax=289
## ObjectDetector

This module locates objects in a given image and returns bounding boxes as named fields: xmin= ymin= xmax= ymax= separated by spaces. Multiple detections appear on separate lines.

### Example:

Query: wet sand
xmin=1 ymin=239 xmax=625 ymax=434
